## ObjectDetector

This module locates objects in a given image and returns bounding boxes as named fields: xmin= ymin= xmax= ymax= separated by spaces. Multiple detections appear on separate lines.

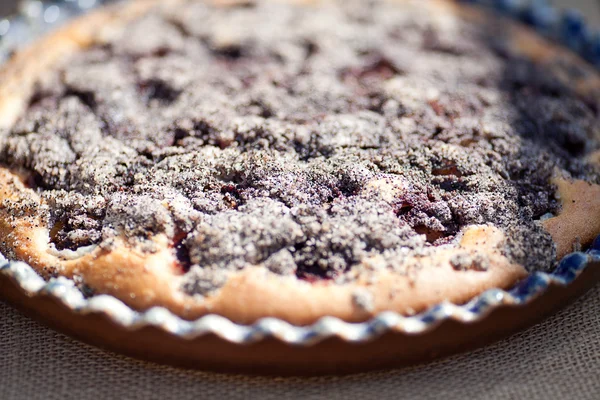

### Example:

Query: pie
xmin=0 ymin=0 xmax=599 ymax=325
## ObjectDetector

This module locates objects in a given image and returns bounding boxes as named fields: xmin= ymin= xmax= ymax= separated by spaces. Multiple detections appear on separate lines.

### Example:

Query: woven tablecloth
xmin=1 ymin=0 xmax=600 ymax=398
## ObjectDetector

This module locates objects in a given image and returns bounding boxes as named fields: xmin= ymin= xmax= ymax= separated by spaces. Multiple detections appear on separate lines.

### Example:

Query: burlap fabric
xmin=1 ymin=0 xmax=600 ymax=398
xmin=1 ymin=283 xmax=599 ymax=399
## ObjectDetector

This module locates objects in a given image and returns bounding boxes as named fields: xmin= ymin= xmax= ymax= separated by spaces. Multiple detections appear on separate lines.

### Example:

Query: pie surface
xmin=0 ymin=0 xmax=599 ymax=324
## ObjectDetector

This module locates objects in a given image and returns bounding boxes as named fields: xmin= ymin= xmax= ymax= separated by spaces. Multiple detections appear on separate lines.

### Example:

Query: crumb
xmin=472 ymin=253 xmax=490 ymax=271
xmin=450 ymin=253 xmax=473 ymax=271
xmin=352 ymin=288 xmax=375 ymax=313
xmin=573 ymin=236 xmax=582 ymax=252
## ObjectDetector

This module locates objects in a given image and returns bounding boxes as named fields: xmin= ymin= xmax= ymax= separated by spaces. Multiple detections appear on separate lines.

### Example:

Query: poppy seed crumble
xmin=1 ymin=0 xmax=599 ymax=296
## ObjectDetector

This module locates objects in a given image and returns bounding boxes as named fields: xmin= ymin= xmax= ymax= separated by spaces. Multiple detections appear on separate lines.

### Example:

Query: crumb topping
xmin=1 ymin=0 xmax=599 ymax=295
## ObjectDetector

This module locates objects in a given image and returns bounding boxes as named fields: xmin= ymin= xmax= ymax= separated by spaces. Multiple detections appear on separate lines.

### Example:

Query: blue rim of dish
xmin=461 ymin=0 xmax=600 ymax=67
xmin=0 ymin=0 xmax=599 ymax=345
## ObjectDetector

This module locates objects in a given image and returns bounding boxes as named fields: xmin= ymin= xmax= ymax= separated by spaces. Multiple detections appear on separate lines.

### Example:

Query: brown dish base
xmin=1 ymin=260 xmax=599 ymax=376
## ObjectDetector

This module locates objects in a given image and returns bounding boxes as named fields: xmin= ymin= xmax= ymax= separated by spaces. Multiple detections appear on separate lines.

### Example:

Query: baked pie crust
xmin=0 ymin=0 xmax=599 ymax=325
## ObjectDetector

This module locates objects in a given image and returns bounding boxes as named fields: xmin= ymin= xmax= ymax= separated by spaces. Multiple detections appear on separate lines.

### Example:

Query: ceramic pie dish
xmin=1 ymin=0 xmax=600 ymax=375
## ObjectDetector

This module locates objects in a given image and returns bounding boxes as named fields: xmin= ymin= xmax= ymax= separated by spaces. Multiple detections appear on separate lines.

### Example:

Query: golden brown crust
xmin=210 ymin=226 xmax=527 ymax=324
xmin=588 ymin=150 xmax=600 ymax=166
xmin=543 ymin=178 xmax=600 ymax=259
xmin=0 ymin=0 xmax=598 ymax=324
